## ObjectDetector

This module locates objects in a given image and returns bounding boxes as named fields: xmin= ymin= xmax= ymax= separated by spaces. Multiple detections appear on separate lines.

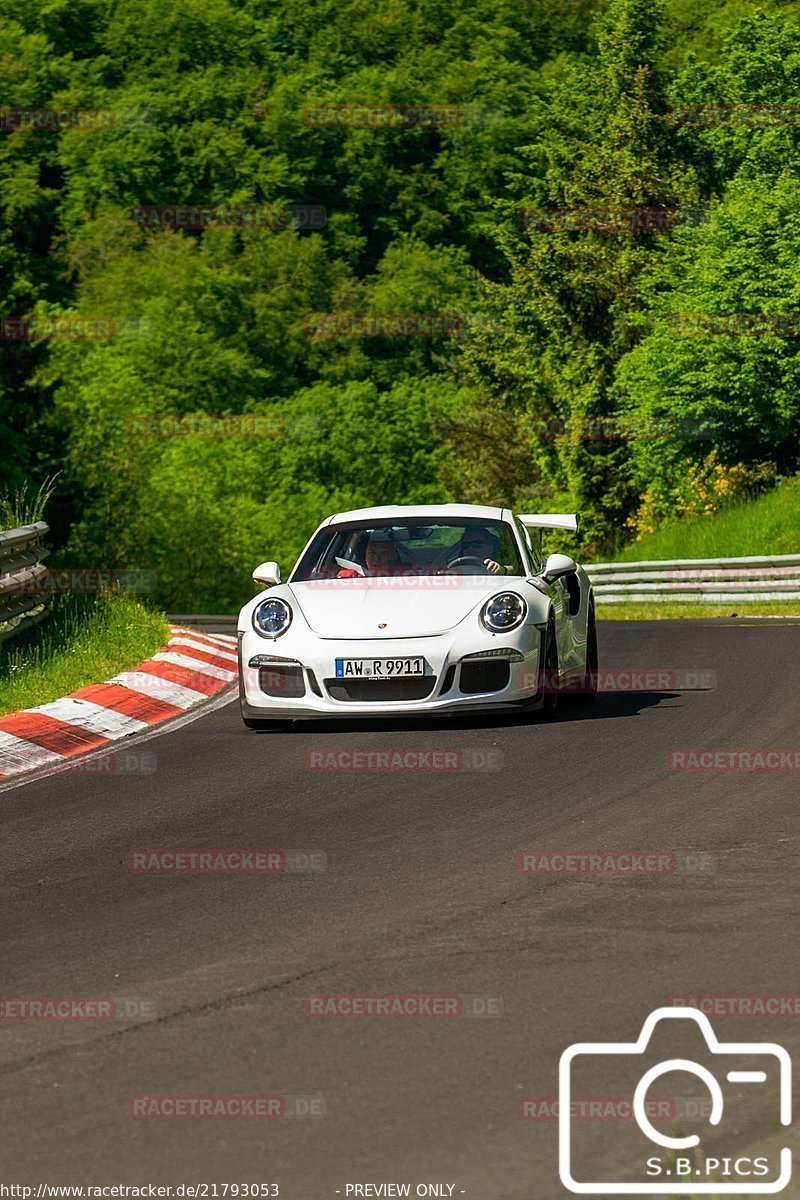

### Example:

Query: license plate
xmin=335 ymin=657 xmax=425 ymax=679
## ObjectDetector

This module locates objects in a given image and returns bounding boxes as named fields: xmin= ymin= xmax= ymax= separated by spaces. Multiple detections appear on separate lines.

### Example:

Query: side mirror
xmin=541 ymin=553 xmax=577 ymax=585
xmin=252 ymin=560 xmax=281 ymax=587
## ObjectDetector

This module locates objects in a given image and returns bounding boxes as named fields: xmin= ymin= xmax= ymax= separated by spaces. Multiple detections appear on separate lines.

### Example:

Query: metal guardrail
xmin=0 ymin=521 xmax=50 ymax=641
xmin=167 ymin=614 xmax=237 ymax=626
xmin=587 ymin=554 xmax=800 ymax=603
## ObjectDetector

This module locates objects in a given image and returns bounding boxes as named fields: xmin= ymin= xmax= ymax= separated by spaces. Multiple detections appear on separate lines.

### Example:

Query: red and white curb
xmin=0 ymin=626 xmax=238 ymax=780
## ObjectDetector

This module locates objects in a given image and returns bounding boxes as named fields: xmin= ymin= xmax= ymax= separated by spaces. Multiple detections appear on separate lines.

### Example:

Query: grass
xmin=599 ymin=600 xmax=800 ymax=620
xmin=0 ymin=476 xmax=57 ymax=528
xmin=0 ymin=591 xmax=169 ymax=717
xmin=614 ymin=474 xmax=800 ymax=562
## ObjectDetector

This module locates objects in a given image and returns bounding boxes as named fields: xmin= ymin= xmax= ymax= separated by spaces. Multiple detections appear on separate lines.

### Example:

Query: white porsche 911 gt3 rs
xmin=237 ymin=504 xmax=598 ymax=729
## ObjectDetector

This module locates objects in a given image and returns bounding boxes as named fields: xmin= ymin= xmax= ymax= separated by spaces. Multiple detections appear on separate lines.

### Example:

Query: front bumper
xmin=238 ymin=629 xmax=544 ymax=720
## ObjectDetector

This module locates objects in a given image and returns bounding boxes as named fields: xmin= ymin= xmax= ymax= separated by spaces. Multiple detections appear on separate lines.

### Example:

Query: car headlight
xmin=253 ymin=598 xmax=292 ymax=638
xmin=480 ymin=592 xmax=526 ymax=633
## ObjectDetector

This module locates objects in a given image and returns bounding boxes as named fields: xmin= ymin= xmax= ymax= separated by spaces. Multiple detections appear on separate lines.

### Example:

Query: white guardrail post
xmin=586 ymin=554 xmax=800 ymax=603
xmin=0 ymin=521 xmax=51 ymax=641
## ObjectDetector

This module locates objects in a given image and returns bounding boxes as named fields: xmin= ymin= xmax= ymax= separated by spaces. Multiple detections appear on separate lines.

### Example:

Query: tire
xmin=540 ymin=617 xmax=560 ymax=718
xmin=563 ymin=603 xmax=598 ymax=702
xmin=582 ymin=604 xmax=599 ymax=701
xmin=242 ymin=716 xmax=293 ymax=731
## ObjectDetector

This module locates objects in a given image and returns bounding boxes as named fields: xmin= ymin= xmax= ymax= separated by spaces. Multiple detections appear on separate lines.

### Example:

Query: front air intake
xmin=459 ymin=660 xmax=510 ymax=694
xmin=259 ymin=665 xmax=305 ymax=698
xmin=325 ymin=677 xmax=437 ymax=702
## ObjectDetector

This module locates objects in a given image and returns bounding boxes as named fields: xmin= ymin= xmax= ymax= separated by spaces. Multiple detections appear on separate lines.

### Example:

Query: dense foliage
xmin=1 ymin=0 xmax=799 ymax=606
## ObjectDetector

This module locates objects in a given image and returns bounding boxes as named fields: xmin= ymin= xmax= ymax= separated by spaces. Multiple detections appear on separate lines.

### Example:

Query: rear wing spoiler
xmin=517 ymin=513 xmax=579 ymax=551
xmin=518 ymin=513 xmax=579 ymax=533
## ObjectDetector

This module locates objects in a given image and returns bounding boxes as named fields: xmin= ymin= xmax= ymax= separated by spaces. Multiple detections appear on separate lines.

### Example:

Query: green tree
xmin=461 ymin=0 xmax=694 ymax=551
xmin=614 ymin=171 xmax=800 ymax=519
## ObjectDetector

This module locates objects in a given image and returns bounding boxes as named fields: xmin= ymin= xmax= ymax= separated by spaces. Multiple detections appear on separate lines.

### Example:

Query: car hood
xmin=288 ymin=577 xmax=520 ymax=639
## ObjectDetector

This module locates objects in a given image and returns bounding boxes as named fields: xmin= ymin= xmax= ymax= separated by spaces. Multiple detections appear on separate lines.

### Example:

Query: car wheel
xmin=540 ymin=618 xmax=560 ymax=718
xmin=564 ymin=603 xmax=598 ymax=702
xmin=582 ymin=604 xmax=599 ymax=700
xmin=242 ymin=716 xmax=293 ymax=732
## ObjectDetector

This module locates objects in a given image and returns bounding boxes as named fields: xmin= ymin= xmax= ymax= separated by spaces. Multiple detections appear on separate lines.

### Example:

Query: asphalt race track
xmin=0 ymin=619 xmax=798 ymax=1197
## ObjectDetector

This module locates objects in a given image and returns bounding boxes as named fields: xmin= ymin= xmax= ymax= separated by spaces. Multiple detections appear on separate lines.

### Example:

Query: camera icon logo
xmin=559 ymin=1006 xmax=792 ymax=1193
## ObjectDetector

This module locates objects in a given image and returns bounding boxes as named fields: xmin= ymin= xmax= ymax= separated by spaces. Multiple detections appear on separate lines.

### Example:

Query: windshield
xmin=291 ymin=518 xmax=525 ymax=581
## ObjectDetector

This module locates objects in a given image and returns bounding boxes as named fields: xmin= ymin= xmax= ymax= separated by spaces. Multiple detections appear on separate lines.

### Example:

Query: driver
xmin=448 ymin=528 xmax=504 ymax=575
xmin=336 ymin=534 xmax=400 ymax=578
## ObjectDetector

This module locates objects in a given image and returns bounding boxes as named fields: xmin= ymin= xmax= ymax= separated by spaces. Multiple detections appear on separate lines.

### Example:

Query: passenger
xmin=336 ymin=535 xmax=400 ymax=578
xmin=364 ymin=537 xmax=400 ymax=577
